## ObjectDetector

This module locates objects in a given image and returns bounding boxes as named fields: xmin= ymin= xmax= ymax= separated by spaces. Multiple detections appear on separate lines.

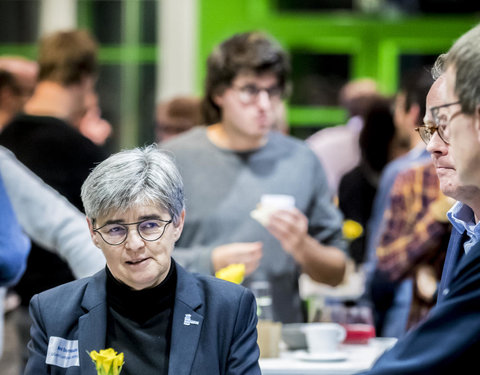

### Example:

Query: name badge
xmin=46 ymin=336 xmax=80 ymax=368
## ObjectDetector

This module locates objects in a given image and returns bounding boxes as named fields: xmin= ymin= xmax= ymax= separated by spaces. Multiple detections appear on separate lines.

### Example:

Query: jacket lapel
xmin=77 ymin=271 xmax=108 ymax=375
xmin=438 ymin=229 xmax=465 ymax=304
xmin=168 ymin=263 xmax=204 ymax=375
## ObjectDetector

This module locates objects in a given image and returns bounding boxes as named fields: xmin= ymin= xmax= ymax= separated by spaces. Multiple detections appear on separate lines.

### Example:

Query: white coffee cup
xmin=302 ymin=323 xmax=346 ymax=353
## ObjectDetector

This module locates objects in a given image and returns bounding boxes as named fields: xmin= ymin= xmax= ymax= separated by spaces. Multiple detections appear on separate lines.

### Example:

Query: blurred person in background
xmin=0 ymin=146 xmax=105 ymax=365
xmin=155 ymin=96 xmax=203 ymax=143
xmin=362 ymin=68 xmax=433 ymax=338
xmin=376 ymin=160 xmax=452 ymax=331
xmin=74 ymin=91 xmax=112 ymax=148
xmin=338 ymin=95 xmax=399 ymax=266
xmin=0 ymin=56 xmax=38 ymax=131
xmin=0 ymin=173 xmax=30 ymax=358
xmin=162 ymin=31 xmax=347 ymax=324
xmin=0 ymin=29 xmax=108 ymax=372
xmin=307 ymin=78 xmax=381 ymax=196
xmin=0 ymin=70 xmax=28 ymax=132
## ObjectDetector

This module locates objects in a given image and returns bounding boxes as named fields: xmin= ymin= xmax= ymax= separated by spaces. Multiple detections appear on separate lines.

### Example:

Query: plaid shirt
xmin=376 ymin=161 xmax=452 ymax=282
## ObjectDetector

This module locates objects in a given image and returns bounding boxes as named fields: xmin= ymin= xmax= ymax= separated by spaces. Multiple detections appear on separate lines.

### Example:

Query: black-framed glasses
xmin=93 ymin=218 xmax=173 ymax=246
xmin=232 ymin=84 xmax=283 ymax=104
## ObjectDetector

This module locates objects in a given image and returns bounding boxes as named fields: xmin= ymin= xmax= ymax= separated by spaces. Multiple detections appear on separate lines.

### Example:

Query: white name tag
xmin=46 ymin=336 xmax=80 ymax=368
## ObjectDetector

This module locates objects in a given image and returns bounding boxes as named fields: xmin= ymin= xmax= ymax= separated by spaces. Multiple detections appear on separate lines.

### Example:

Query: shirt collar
xmin=448 ymin=201 xmax=480 ymax=253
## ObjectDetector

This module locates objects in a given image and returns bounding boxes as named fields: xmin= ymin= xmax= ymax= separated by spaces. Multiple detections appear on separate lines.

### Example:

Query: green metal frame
xmin=1 ymin=0 xmax=478 ymax=145
xmin=198 ymin=0 xmax=479 ymax=130
xmin=77 ymin=0 xmax=157 ymax=149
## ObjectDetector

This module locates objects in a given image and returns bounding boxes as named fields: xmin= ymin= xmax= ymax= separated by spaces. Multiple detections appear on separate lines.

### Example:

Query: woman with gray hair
xmin=24 ymin=145 xmax=260 ymax=375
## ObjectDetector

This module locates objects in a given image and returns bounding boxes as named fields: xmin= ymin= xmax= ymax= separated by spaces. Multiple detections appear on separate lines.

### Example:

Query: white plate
xmin=294 ymin=350 xmax=348 ymax=362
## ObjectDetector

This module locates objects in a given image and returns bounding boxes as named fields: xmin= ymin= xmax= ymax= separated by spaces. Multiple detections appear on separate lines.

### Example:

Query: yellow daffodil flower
xmin=342 ymin=219 xmax=364 ymax=241
xmin=89 ymin=348 xmax=124 ymax=375
xmin=215 ymin=263 xmax=245 ymax=284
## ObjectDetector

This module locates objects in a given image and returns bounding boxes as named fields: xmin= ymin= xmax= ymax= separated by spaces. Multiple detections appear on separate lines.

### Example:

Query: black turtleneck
xmin=105 ymin=262 xmax=177 ymax=375
xmin=106 ymin=262 xmax=177 ymax=324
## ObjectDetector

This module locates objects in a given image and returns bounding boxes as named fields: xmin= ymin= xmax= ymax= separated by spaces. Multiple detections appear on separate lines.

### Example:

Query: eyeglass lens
xmin=236 ymin=84 xmax=282 ymax=104
xmin=416 ymin=124 xmax=449 ymax=145
xmin=95 ymin=219 xmax=171 ymax=245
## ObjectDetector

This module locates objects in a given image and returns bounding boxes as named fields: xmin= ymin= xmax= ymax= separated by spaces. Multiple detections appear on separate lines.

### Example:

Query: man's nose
xmin=256 ymin=90 xmax=272 ymax=109
xmin=426 ymin=131 xmax=448 ymax=156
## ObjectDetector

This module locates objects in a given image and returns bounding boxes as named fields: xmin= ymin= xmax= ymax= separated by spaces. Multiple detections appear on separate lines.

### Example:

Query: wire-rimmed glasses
xmin=93 ymin=218 xmax=172 ymax=246
xmin=415 ymin=101 xmax=462 ymax=144
xmin=415 ymin=123 xmax=449 ymax=145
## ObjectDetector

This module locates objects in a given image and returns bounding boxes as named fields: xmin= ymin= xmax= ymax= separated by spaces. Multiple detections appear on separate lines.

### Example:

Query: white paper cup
xmin=251 ymin=194 xmax=295 ymax=226
xmin=260 ymin=194 xmax=295 ymax=209
xmin=302 ymin=323 xmax=346 ymax=354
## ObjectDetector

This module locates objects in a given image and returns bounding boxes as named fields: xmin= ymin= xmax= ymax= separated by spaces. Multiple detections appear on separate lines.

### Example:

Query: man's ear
xmin=86 ymin=217 xmax=101 ymax=248
xmin=213 ymin=93 xmax=224 ymax=108
xmin=172 ymin=209 xmax=186 ymax=242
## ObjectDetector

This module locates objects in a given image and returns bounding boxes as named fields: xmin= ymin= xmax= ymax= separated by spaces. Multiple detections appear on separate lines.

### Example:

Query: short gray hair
xmin=431 ymin=53 xmax=447 ymax=81
xmin=81 ymin=145 xmax=184 ymax=225
xmin=446 ymin=23 xmax=480 ymax=114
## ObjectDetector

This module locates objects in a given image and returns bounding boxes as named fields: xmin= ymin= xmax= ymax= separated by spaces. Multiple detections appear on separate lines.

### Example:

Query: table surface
xmin=259 ymin=339 xmax=395 ymax=375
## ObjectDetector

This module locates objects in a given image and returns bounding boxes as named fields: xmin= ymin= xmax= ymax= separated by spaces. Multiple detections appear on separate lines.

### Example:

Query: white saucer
xmin=294 ymin=350 xmax=348 ymax=362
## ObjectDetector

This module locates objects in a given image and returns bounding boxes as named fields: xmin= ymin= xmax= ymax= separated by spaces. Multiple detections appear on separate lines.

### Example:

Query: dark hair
xmin=37 ymin=29 xmax=98 ymax=85
xmin=0 ymin=69 xmax=21 ymax=98
xmin=359 ymin=96 xmax=396 ymax=173
xmin=202 ymin=31 xmax=290 ymax=124
xmin=398 ymin=68 xmax=434 ymax=126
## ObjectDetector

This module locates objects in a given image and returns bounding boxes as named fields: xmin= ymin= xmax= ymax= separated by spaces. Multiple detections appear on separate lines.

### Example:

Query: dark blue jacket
xmin=437 ymin=228 xmax=465 ymax=304
xmin=24 ymin=261 xmax=261 ymax=375
xmin=358 ymin=235 xmax=480 ymax=374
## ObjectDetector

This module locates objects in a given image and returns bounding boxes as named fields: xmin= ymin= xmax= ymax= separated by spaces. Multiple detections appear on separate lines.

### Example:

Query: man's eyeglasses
xmin=415 ymin=101 xmax=462 ymax=145
xmin=232 ymin=84 xmax=283 ymax=105
xmin=415 ymin=122 xmax=449 ymax=145
xmin=93 ymin=218 xmax=172 ymax=246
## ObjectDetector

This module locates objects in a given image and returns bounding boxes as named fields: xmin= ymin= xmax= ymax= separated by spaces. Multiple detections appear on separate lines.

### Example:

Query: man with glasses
xmin=442 ymin=24 xmax=480 ymax=190
xmin=161 ymin=31 xmax=347 ymax=324
xmin=359 ymin=52 xmax=480 ymax=374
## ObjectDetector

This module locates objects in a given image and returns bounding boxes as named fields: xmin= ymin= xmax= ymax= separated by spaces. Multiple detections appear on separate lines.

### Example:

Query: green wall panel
xmin=198 ymin=0 xmax=479 ymax=133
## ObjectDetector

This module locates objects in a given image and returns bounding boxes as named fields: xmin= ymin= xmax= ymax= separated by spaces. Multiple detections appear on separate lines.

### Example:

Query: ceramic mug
xmin=302 ymin=323 xmax=346 ymax=353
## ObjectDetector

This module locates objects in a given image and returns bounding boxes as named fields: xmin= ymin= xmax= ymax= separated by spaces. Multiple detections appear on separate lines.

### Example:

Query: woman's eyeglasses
xmin=93 ymin=218 xmax=172 ymax=245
